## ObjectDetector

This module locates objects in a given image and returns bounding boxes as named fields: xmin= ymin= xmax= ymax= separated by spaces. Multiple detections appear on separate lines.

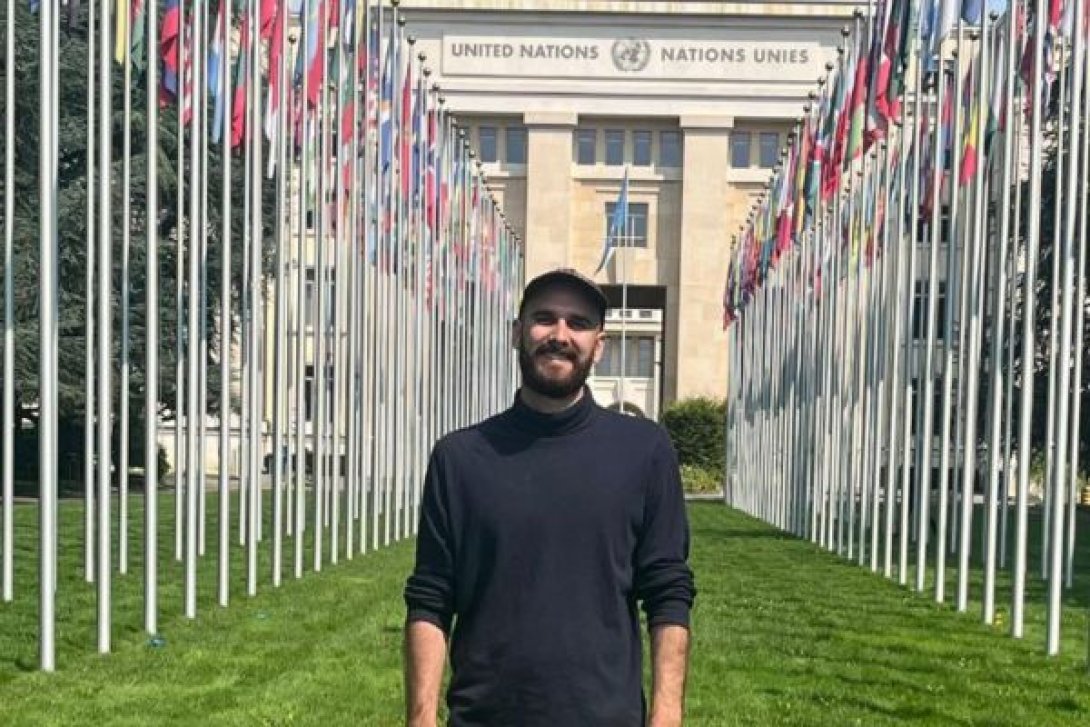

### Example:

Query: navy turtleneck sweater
xmin=404 ymin=389 xmax=696 ymax=726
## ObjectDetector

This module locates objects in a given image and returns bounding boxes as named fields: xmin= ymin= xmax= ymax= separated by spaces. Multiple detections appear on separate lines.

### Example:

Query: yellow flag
xmin=114 ymin=0 xmax=128 ymax=65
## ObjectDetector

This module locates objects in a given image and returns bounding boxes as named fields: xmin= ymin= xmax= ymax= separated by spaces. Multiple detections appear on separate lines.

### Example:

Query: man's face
xmin=513 ymin=285 xmax=605 ymax=400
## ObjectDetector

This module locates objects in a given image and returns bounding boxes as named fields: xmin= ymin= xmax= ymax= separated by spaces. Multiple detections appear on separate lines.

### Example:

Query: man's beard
xmin=517 ymin=337 xmax=595 ymax=400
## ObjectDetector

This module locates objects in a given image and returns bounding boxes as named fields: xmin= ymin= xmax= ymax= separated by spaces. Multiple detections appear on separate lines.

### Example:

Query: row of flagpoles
xmin=725 ymin=0 xmax=1087 ymax=657
xmin=3 ymin=0 xmax=524 ymax=671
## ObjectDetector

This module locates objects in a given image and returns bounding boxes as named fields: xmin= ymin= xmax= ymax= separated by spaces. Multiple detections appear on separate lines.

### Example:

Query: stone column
xmin=673 ymin=115 xmax=733 ymax=402
xmin=523 ymin=111 xmax=577 ymax=276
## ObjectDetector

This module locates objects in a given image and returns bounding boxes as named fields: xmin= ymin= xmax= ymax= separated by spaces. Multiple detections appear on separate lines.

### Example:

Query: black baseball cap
xmin=518 ymin=268 xmax=609 ymax=323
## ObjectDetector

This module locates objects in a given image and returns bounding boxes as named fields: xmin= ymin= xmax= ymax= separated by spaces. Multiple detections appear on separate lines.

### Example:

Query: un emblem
xmin=611 ymin=38 xmax=651 ymax=72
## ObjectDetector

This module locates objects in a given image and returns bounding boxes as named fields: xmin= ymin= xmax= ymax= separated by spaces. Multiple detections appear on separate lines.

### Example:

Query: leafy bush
xmin=661 ymin=397 xmax=726 ymax=473
xmin=680 ymin=464 xmax=722 ymax=494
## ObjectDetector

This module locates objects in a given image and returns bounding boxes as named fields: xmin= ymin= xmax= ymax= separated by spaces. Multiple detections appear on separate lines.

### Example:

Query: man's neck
xmin=518 ymin=386 xmax=585 ymax=414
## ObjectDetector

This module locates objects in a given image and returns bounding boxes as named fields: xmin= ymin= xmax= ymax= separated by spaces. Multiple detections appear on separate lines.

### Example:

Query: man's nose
xmin=547 ymin=318 xmax=575 ymax=344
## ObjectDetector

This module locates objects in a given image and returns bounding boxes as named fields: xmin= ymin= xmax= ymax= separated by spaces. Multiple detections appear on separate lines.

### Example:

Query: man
xmin=404 ymin=268 xmax=696 ymax=726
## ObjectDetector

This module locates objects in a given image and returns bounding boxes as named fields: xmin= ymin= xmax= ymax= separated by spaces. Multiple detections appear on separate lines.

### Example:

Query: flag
xmin=210 ymin=0 xmax=227 ymax=144
xmin=261 ymin=0 xmax=277 ymax=39
xmin=231 ymin=13 xmax=251 ymax=148
xmin=160 ymin=0 xmax=181 ymax=101
xmin=114 ymin=0 xmax=128 ymax=65
xmin=595 ymin=169 xmax=629 ymax=274
xmin=958 ymin=57 xmax=979 ymax=186
xmin=845 ymin=32 xmax=870 ymax=164
xmin=160 ymin=0 xmax=193 ymax=126
xmin=296 ymin=0 xmax=326 ymax=107
xmin=266 ymin=0 xmax=287 ymax=174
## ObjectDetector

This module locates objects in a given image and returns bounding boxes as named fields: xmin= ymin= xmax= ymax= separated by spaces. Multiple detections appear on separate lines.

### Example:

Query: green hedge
xmin=661 ymin=397 xmax=726 ymax=475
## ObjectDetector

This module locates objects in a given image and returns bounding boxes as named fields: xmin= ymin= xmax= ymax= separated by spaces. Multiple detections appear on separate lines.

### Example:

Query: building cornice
xmin=398 ymin=1 xmax=861 ymax=18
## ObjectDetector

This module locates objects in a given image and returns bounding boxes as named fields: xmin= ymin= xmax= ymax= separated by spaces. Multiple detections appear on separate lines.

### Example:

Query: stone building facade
xmin=402 ymin=0 xmax=857 ymax=417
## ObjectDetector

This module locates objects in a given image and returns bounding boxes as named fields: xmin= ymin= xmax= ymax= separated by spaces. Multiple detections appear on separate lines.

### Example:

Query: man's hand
xmin=648 ymin=624 xmax=690 ymax=727
xmin=404 ymin=620 xmax=448 ymax=727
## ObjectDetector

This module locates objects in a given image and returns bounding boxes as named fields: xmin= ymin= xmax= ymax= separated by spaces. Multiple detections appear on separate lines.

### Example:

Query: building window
xmin=633 ymin=130 xmax=652 ymax=166
xmin=478 ymin=126 xmax=498 ymax=163
xmin=575 ymin=129 xmax=597 ymax=164
xmin=595 ymin=335 xmax=655 ymax=377
xmin=505 ymin=126 xmax=527 ymax=164
xmin=604 ymin=201 xmax=649 ymax=248
xmin=730 ymin=131 xmax=752 ymax=168
xmin=659 ymin=131 xmax=681 ymax=167
xmin=303 ymin=365 xmax=336 ymax=423
xmin=759 ymin=132 xmax=781 ymax=168
xmin=304 ymin=267 xmax=336 ymax=329
xmin=605 ymin=129 xmax=625 ymax=165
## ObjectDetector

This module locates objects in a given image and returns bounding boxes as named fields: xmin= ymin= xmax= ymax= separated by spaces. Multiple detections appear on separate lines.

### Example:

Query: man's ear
xmin=511 ymin=318 xmax=522 ymax=350
xmin=591 ymin=328 xmax=606 ymax=365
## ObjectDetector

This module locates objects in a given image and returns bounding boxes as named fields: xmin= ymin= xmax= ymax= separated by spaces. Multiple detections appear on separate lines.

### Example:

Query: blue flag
xmin=594 ymin=168 xmax=629 ymax=274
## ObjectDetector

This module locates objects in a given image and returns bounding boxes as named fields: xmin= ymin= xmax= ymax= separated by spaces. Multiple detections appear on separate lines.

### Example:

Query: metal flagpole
xmin=119 ymin=0 xmax=133 ymax=577
xmin=957 ymin=17 xmax=991 ymax=615
xmin=146 ymin=0 xmax=161 ymax=636
xmin=248 ymin=0 xmax=264 ymax=595
xmin=174 ymin=0 xmax=189 ymax=566
xmin=2 ymin=0 xmax=16 ymax=602
xmin=1041 ymin=14 xmax=1069 ymax=583
xmin=38 ymin=0 xmax=58 ymax=669
xmin=1067 ymin=6 xmax=1090 ymax=590
xmin=218 ymin=0 xmax=233 ymax=608
xmin=294 ymin=7 xmax=312 ymax=579
xmin=344 ymin=17 xmax=362 ymax=560
xmin=1045 ymin=0 xmax=1083 ymax=654
xmin=873 ymin=136 xmax=896 ymax=572
xmin=1012 ymin=0 xmax=1048 ymax=640
xmin=95 ymin=0 xmax=112 ymax=652
xmin=175 ymin=0 xmax=187 ymax=565
xmin=885 ymin=70 xmax=910 ymax=579
xmin=271 ymin=0 xmax=289 ymax=586
xmin=621 ymin=167 xmax=629 ymax=415
xmin=197 ymin=0 xmax=212 ymax=562
xmin=185 ymin=0 xmax=206 ymax=620
xmin=81 ymin=0 xmax=96 ymax=587
xmin=938 ymin=23 xmax=967 ymax=575
xmin=330 ymin=5 xmax=347 ymax=566
xmin=1000 ymin=83 xmax=1024 ymax=570
xmin=313 ymin=0 xmax=328 ymax=571
xmin=899 ymin=26 xmax=924 ymax=585
xmin=917 ymin=34 xmax=946 ymax=596
xmin=984 ymin=6 xmax=1018 ymax=623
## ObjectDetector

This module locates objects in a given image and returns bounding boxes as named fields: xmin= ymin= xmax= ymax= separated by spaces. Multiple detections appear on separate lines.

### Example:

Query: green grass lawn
xmin=0 ymin=497 xmax=1088 ymax=725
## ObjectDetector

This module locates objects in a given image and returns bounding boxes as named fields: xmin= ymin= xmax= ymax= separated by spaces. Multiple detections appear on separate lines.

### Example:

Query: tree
xmin=0 ymin=5 xmax=278 ymax=481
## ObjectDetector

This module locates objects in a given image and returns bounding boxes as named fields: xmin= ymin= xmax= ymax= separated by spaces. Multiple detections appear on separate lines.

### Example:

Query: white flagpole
xmin=984 ymin=6 xmax=1018 ymax=623
xmin=119 ymin=0 xmax=133 ymax=577
xmin=248 ymin=0 xmax=264 ymax=595
xmin=185 ymin=0 xmax=207 ymax=620
xmin=918 ymin=33 xmax=946 ymax=596
xmin=218 ymin=0 xmax=234 ymax=608
xmin=1067 ymin=6 xmax=1090 ymax=590
xmin=81 ymin=0 xmax=96 ymax=588
xmin=38 ymin=0 xmax=59 ymax=670
xmin=271 ymin=0 xmax=289 ymax=586
xmin=620 ymin=169 xmax=629 ymax=415
xmin=146 ymin=0 xmax=161 ymax=636
xmin=2 ymin=0 xmax=16 ymax=602
xmin=175 ymin=0 xmax=188 ymax=565
xmin=1012 ymin=0 xmax=1049 ymax=640
xmin=956 ymin=16 xmax=992 ymax=615
xmin=1045 ymin=0 xmax=1084 ymax=653
xmin=95 ymin=0 xmax=113 ymax=651
xmin=294 ymin=22 xmax=312 ymax=580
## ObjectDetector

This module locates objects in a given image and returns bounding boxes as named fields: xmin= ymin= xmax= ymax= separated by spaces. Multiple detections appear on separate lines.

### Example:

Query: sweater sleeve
xmin=404 ymin=443 xmax=456 ymax=634
xmin=634 ymin=432 xmax=696 ymax=629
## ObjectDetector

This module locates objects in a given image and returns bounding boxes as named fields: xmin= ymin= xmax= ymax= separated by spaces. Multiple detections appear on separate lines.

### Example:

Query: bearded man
xmin=403 ymin=268 xmax=696 ymax=727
